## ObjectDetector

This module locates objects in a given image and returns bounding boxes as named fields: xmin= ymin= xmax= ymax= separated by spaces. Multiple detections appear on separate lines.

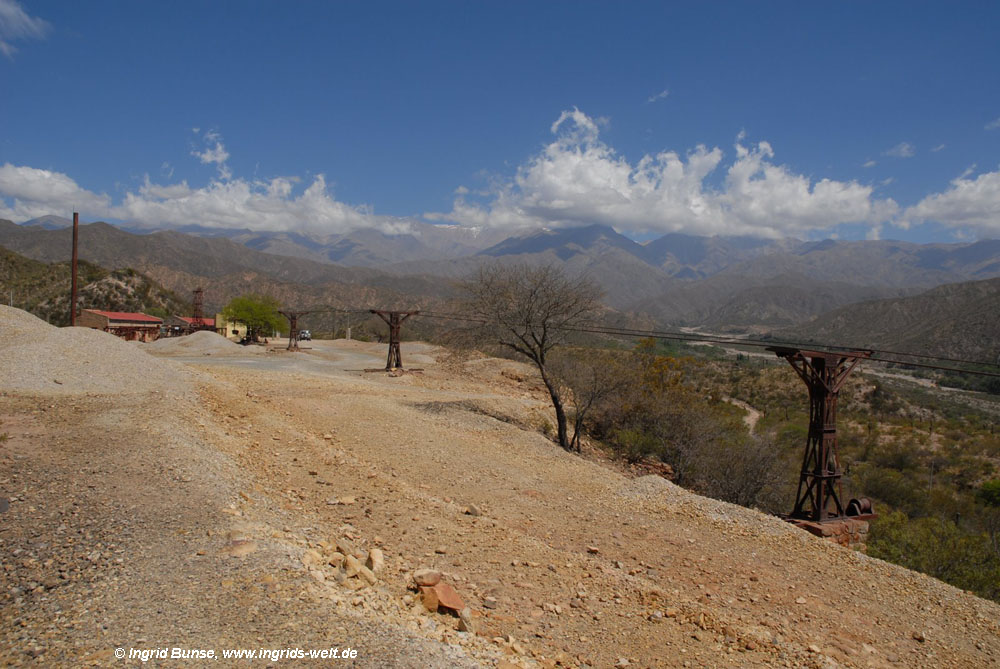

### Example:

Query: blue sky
xmin=1 ymin=1 xmax=998 ymax=242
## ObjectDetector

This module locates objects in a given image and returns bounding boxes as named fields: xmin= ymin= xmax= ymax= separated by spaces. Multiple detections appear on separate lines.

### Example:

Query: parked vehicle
xmin=299 ymin=329 xmax=311 ymax=341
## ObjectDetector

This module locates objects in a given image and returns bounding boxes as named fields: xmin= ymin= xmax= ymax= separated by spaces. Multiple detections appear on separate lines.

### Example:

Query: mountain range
xmin=4 ymin=217 xmax=1000 ymax=336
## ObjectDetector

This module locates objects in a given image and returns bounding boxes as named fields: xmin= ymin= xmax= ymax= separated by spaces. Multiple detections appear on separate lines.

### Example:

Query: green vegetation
xmin=553 ymin=337 xmax=1000 ymax=603
xmin=556 ymin=339 xmax=786 ymax=511
xmin=221 ymin=294 xmax=283 ymax=342
xmin=702 ymin=357 xmax=1000 ymax=601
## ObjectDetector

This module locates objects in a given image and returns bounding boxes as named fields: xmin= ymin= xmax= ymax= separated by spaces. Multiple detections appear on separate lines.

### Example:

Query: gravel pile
xmin=0 ymin=305 xmax=189 ymax=395
xmin=146 ymin=330 xmax=260 ymax=356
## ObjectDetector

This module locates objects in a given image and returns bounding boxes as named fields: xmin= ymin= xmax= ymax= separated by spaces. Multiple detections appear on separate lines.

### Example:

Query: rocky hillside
xmin=0 ymin=245 xmax=189 ymax=326
xmin=782 ymin=276 xmax=1000 ymax=363
xmin=0 ymin=220 xmax=457 ymax=316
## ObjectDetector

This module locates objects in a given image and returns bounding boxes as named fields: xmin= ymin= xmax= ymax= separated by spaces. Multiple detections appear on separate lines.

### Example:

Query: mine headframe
xmin=767 ymin=346 xmax=875 ymax=524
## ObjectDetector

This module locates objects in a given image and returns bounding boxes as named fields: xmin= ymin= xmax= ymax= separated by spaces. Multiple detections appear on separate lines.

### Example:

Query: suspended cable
xmin=412 ymin=310 xmax=1000 ymax=379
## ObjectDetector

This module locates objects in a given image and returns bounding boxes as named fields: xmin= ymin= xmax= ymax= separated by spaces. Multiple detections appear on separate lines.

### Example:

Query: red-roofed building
xmin=166 ymin=315 xmax=217 ymax=335
xmin=78 ymin=309 xmax=163 ymax=342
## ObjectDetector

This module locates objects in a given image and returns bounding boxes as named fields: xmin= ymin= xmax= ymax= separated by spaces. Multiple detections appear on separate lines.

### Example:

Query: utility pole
xmin=70 ymin=212 xmax=79 ymax=326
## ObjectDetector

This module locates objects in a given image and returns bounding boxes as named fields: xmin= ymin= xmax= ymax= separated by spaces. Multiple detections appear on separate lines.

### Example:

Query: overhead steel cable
xmin=412 ymin=310 xmax=1000 ymax=379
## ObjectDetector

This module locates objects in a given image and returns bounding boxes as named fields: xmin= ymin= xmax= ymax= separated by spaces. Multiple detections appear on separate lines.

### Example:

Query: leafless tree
xmin=550 ymin=349 xmax=630 ymax=452
xmin=461 ymin=263 xmax=602 ymax=450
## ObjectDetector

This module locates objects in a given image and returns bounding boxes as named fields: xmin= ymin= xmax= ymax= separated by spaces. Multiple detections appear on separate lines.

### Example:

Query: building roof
xmin=85 ymin=309 xmax=163 ymax=324
xmin=177 ymin=316 xmax=215 ymax=327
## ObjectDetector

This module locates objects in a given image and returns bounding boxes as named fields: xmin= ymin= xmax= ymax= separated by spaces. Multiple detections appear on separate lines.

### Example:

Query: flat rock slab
xmin=430 ymin=582 xmax=465 ymax=612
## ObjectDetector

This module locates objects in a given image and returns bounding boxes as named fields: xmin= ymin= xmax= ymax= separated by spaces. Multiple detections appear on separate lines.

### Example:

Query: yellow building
xmin=215 ymin=313 xmax=248 ymax=341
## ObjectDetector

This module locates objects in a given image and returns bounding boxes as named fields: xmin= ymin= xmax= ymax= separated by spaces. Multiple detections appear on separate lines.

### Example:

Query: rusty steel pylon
xmin=768 ymin=347 xmax=872 ymax=522
xmin=370 ymin=310 xmax=418 ymax=370
xmin=192 ymin=287 xmax=205 ymax=322
xmin=279 ymin=310 xmax=314 ymax=350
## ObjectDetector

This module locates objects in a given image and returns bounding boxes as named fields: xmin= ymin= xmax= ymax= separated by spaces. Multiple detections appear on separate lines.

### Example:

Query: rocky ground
xmin=1 ymin=306 xmax=998 ymax=667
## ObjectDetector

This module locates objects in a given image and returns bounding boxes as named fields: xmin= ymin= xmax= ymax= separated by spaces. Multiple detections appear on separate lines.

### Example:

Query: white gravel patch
xmin=0 ymin=305 xmax=190 ymax=396
xmin=146 ymin=330 xmax=263 ymax=357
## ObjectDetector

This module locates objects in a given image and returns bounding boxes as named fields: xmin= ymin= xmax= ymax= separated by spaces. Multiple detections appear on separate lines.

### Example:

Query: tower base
xmin=786 ymin=516 xmax=872 ymax=552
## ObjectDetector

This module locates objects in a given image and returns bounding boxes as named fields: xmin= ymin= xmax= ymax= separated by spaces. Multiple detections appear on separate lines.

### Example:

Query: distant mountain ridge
xmin=139 ymin=220 xmax=510 ymax=267
xmin=0 ymin=219 xmax=460 ymax=319
xmin=779 ymin=277 xmax=1000 ymax=363
xmin=2 ymin=217 xmax=999 ymax=333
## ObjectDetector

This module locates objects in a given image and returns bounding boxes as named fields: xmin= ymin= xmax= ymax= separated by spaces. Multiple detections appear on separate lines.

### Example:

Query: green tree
xmin=978 ymin=480 xmax=1000 ymax=507
xmin=221 ymin=294 xmax=283 ymax=342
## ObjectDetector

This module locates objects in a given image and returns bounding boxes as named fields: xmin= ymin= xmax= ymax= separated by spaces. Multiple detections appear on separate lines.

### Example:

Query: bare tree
xmin=462 ymin=263 xmax=602 ymax=450
xmin=550 ymin=349 xmax=630 ymax=452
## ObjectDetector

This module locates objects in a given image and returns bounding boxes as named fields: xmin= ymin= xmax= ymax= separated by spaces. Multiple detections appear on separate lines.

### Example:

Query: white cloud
xmin=986 ymin=118 xmax=1000 ymax=131
xmin=883 ymin=142 xmax=915 ymax=158
xmin=902 ymin=166 xmax=1000 ymax=234
xmin=427 ymin=109 xmax=897 ymax=238
xmin=0 ymin=164 xmax=111 ymax=220
xmin=191 ymin=130 xmax=231 ymax=180
xmin=931 ymin=143 xmax=946 ymax=152
xmin=0 ymin=146 xmax=410 ymax=236
xmin=114 ymin=173 xmax=407 ymax=234
xmin=0 ymin=0 xmax=49 ymax=58
xmin=647 ymin=89 xmax=669 ymax=103
xmin=863 ymin=159 xmax=877 ymax=168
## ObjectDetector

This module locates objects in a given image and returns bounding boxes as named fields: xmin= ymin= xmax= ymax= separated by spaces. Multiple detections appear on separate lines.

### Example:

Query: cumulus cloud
xmin=0 ymin=0 xmax=49 ymax=58
xmin=0 ymin=144 xmax=410 ymax=235
xmin=113 ymin=173 xmax=407 ymax=234
xmin=0 ymin=164 xmax=112 ymax=221
xmin=863 ymin=159 xmax=877 ymax=168
xmin=427 ymin=108 xmax=898 ymax=238
xmin=902 ymin=166 xmax=1000 ymax=235
xmin=986 ymin=118 xmax=1000 ymax=131
xmin=883 ymin=142 xmax=915 ymax=158
xmin=931 ymin=143 xmax=946 ymax=152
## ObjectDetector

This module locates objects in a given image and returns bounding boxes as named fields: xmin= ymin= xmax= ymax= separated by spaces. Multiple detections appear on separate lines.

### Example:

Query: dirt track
xmin=2 ymin=315 xmax=999 ymax=667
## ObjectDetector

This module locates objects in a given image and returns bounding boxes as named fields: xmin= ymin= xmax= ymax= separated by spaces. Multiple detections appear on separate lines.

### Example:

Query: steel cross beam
xmin=279 ymin=310 xmax=315 ymax=350
xmin=370 ymin=310 xmax=419 ymax=370
xmin=768 ymin=347 xmax=871 ymax=522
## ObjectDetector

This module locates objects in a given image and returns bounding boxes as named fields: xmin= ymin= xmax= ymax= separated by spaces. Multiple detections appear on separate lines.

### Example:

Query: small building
xmin=78 ymin=309 xmax=163 ymax=342
xmin=215 ymin=313 xmax=248 ymax=342
xmin=165 ymin=315 xmax=216 ymax=336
